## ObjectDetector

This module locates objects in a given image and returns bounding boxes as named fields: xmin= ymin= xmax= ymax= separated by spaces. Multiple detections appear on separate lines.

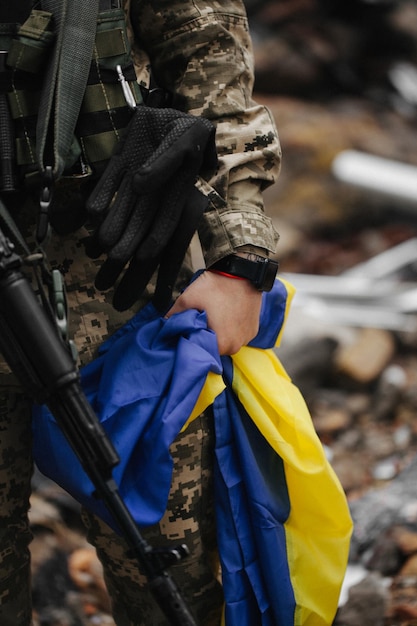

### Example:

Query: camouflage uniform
xmin=0 ymin=1 xmax=281 ymax=624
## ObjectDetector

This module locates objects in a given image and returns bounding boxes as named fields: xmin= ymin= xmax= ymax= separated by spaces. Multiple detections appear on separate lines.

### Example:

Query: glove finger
xmin=83 ymin=232 xmax=104 ymax=259
xmin=105 ymin=193 xmax=158 ymax=267
xmin=113 ymin=186 xmax=207 ymax=311
xmin=86 ymin=155 xmax=125 ymax=219
xmin=94 ymin=191 xmax=159 ymax=293
xmin=96 ymin=175 xmax=137 ymax=251
xmin=94 ymin=257 xmax=126 ymax=292
xmin=153 ymin=187 xmax=208 ymax=312
xmin=135 ymin=172 xmax=193 ymax=261
xmin=112 ymin=256 xmax=161 ymax=312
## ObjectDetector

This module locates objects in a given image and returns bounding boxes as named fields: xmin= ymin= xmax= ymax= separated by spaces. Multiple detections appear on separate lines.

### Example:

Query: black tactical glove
xmin=85 ymin=105 xmax=217 ymax=312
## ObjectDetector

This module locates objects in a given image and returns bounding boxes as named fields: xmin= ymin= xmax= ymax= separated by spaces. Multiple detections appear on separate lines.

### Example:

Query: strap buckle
xmin=49 ymin=267 xmax=77 ymax=361
xmin=37 ymin=165 xmax=54 ymax=245
xmin=50 ymin=269 xmax=68 ymax=341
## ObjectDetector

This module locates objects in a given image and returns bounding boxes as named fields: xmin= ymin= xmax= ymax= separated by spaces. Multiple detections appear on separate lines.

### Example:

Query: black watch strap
xmin=209 ymin=255 xmax=279 ymax=292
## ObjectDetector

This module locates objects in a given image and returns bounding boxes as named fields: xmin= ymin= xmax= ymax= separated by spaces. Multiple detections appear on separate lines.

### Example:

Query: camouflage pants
xmin=82 ymin=411 xmax=223 ymax=626
xmin=0 ymin=224 xmax=223 ymax=625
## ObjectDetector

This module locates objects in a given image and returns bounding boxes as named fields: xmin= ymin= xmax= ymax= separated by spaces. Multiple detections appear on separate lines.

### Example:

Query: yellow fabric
xmin=181 ymin=370 xmax=225 ymax=431
xmin=231 ymin=347 xmax=353 ymax=625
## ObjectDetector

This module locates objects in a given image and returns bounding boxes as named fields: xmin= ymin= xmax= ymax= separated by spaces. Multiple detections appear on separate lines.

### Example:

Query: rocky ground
xmin=253 ymin=2 xmax=417 ymax=622
xmin=30 ymin=1 xmax=417 ymax=625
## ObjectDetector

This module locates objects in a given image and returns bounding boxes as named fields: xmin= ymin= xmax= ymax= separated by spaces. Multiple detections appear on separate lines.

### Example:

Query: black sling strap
xmin=37 ymin=0 xmax=100 ymax=179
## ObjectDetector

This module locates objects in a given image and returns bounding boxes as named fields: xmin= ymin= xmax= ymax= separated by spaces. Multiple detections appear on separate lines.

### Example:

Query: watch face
xmin=259 ymin=259 xmax=279 ymax=291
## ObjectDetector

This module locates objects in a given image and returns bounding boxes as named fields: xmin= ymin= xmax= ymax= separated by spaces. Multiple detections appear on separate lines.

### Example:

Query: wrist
xmin=208 ymin=253 xmax=279 ymax=292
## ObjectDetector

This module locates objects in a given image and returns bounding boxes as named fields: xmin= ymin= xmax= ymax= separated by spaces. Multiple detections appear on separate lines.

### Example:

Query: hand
xmin=166 ymin=271 xmax=262 ymax=355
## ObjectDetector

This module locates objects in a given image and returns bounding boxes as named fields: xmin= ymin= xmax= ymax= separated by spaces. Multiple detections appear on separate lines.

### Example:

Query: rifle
xmin=0 ymin=212 xmax=198 ymax=626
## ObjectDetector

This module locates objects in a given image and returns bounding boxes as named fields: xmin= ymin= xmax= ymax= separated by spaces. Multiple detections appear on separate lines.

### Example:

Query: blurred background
xmin=249 ymin=2 xmax=417 ymax=624
xmin=30 ymin=2 xmax=417 ymax=625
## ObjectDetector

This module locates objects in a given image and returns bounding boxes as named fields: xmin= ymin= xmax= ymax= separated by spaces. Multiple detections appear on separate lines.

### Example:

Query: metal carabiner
xmin=116 ymin=64 xmax=137 ymax=110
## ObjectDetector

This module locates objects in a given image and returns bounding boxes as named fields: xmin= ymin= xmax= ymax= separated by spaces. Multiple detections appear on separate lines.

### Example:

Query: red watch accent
xmin=208 ymin=269 xmax=246 ymax=280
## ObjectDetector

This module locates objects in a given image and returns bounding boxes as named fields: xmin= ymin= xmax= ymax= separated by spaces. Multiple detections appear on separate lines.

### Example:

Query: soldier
xmin=0 ymin=1 xmax=281 ymax=624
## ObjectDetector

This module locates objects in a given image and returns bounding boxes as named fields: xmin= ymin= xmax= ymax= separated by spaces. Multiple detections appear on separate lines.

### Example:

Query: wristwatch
xmin=209 ymin=254 xmax=279 ymax=292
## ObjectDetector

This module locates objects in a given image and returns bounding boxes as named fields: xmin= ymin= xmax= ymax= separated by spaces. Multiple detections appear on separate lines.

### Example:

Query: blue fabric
xmin=214 ymin=358 xmax=296 ymax=626
xmin=33 ymin=300 xmax=223 ymax=527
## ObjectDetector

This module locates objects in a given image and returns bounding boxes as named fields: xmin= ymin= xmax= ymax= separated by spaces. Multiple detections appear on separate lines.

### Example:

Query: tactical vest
xmin=0 ymin=0 xmax=143 ymax=196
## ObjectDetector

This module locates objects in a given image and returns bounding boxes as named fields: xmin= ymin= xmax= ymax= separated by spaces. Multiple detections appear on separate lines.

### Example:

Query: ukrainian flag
xmin=32 ymin=276 xmax=352 ymax=626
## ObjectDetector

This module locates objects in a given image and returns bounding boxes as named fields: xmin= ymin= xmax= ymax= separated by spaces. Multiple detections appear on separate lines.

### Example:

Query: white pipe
xmin=332 ymin=150 xmax=417 ymax=206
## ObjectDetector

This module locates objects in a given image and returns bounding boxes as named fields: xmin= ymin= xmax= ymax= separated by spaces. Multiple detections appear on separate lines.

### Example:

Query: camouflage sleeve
xmin=128 ymin=0 xmax=281 ymax=266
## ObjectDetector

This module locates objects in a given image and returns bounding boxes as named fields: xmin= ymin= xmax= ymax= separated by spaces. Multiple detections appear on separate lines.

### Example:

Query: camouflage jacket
xmin=1 ymin=1 xmax=283 ymax=372
xmin=125 ymin=0 xmax=281 ymax=265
